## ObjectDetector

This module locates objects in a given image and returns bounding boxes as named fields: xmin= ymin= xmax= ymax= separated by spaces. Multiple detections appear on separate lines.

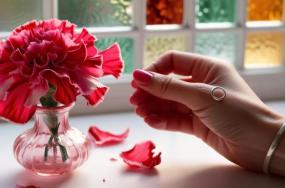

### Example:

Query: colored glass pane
xmin=0 ymin=0 xmax=42 ymax=31
xmin=144 ymin=35 xmax=187 ymax=67
xmin=146 ymin=0 xmax=183 ymax=25
xmin=244 ymin=32 xmax=284 ymax=69
xmin=58 ymin=0 xmax=132 ymax=27
xmin=195 ymin=32 xmax=236 ymax=64
xmin=247 ymin=0 xmax=283 ymax=21
xmin=196 ymin=0 xmax=235 ymax=23
xmin=95 ymin=37 xmax=134 ymax=74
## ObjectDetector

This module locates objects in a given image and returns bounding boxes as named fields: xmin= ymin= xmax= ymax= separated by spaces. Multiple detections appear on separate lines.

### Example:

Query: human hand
xmin=130 ymin=51 xmax=285 ymax=174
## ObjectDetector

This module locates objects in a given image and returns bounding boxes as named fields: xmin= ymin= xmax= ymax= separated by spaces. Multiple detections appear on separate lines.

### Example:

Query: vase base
xmin=35 ymin=171 xmax=67 ymax=177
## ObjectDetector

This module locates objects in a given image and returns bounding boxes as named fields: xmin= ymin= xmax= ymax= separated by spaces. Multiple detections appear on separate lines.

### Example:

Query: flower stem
xmin=41 ymin=85 xmax=68 ymax=162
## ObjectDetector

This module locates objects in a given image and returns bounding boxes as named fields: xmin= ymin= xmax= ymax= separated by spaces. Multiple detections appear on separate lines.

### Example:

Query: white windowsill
xmin=0 ymin=100 xmax=285 ymax=188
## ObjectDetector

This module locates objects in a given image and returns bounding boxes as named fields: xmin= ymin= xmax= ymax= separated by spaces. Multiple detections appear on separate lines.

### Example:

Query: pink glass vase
xmin=13 ymin=103 xmax=89 ymax=176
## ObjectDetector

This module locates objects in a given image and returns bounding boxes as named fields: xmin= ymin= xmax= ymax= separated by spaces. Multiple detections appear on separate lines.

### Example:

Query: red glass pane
xmin=146 ymin=0 xmax=183 ymax=25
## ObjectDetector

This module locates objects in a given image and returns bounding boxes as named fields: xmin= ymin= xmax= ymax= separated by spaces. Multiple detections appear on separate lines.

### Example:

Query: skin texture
xmin=130 ymin=51 xmax=285 ymax=176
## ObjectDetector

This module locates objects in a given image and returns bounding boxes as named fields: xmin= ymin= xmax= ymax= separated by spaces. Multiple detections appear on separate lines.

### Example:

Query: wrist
xmin=267 ymin=117 xmax=285 ymax=176
xmin=230 ymin=112 xmax=284 ymax=172
xmin=251 ymin=113 xmax=285 ymax=174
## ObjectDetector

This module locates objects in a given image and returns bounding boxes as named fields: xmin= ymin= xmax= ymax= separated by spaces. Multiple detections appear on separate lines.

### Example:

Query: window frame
xmin=0 ymin=0 xmax=284 ymax=116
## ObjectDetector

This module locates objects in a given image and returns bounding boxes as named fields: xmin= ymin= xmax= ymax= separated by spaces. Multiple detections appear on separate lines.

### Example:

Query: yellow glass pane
xmin=144 ymin=35 xmax=187 ymax=67
xmin=247 ymin=0 xmax=283 ymax=21
xmin=244 ymin=32 xmax=284 ymax=69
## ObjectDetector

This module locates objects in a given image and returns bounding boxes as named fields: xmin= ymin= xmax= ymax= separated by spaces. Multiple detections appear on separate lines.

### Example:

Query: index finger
xmin=145 ymin=51 xmax=216 ymax=76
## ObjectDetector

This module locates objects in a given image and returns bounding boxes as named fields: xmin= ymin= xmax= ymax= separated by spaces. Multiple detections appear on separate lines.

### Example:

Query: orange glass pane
xmin=146 ymin=0 xmax=183 ymax=25
xmin=244 ymin=32 xmax=284 ymax=69
xmin=247 ymin=0 xmax=283 ymax=21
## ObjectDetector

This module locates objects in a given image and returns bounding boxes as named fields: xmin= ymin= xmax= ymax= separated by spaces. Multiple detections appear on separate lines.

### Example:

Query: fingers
xmin=144 ymin=113 xmax=194 ymax=134
xmin=133 ymin=69 xmax=215 ymax=110
xmin=145 ymin=50 xmax=216 ymax=76
xmin=130 ymin=89 xmax=157 ymax=106
xmin=134 ymin=98 xmax=191 ymax=117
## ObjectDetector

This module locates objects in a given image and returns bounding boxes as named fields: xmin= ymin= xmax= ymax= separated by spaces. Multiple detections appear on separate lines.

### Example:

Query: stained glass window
xmin=244 ymin=32 xmax=284 ymax=69
xmin=58 ymin=0 xmax=132 ymax=27
xmin=144 ymin=35 xmax=187 ymax=67
xmin=0 ymin=0 xmax=42 ymax=31
xmin=146 ymin=0 xmax=183 ymax=25
xmin=196 ymin=0 xmax=236 ymax=23
xmin=195 ymin=32 xmax=236 ymax=64
xmin=95 ymin=37 xmax=134 ymax=74
xmin=247 ymin=0 xmax=283 ymax=21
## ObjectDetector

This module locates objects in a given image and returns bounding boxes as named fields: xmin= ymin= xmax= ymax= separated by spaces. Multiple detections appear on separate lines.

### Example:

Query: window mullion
xmin=236 ymin=0 xmax=248 ymax=70
xmin=186 ymin=0 xmax=195 ymax=52
xmin=134 ymin=0 xmax=146 ymax=69
xmin=43 ymin=0 xmax=53 ymax=19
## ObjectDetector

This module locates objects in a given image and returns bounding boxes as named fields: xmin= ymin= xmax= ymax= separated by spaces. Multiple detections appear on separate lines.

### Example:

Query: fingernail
xmin=133 ymin=69 xmax=153 ymax=86
xmin=131 ymin=80 xmax=138 ymax=88
xmin=129 ymin=95 xmax=136 ymax=105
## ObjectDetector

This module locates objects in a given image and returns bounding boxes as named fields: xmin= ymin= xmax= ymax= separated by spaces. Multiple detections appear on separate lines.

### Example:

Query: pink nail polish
xmin=131 ymin=80 xmax=138 ymax=88
xmin=133 ymin=69 xmax=153 ymax=85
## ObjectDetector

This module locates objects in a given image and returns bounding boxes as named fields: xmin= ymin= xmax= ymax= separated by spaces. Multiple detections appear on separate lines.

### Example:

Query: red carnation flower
xmin=0 ymin=19 xmax=123 ymax=123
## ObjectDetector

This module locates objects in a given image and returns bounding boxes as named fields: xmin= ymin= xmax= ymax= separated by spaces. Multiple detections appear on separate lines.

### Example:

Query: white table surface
xmin=1 ymin=101 xmax=285 ymax=188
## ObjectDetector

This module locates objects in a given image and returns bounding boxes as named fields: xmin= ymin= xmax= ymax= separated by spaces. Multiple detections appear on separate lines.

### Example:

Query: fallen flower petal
xmin=15 ymin=184 xmax=40 ymax=188
xmin=88 ymin=126 xmax=129 ymax=146
xmin=120 ymin=141 xmax=161 ymax=168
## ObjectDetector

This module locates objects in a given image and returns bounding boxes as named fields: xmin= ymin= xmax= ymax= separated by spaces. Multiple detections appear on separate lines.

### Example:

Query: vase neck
xmin=34 ymin=104 xmax=73 ymax=133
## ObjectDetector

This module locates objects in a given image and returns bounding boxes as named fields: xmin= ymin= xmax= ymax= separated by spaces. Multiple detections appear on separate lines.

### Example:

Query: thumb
xmin=133 ymin=69 xmax=215 ymax=109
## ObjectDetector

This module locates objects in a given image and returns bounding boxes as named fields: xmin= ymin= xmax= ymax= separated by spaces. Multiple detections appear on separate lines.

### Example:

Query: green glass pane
xmin=144 ymin=35 xmax=187 ymax=67
xmin=196 ymin=0 xmax=236 ymax=23
xmin=195 ymin=32 xmax=236 ymax=64
xmin=95 ymin=37 xmax=134 ymax=74
xmin=58 ymin=0 xmax=132 ymax=27
xmin=0 ymin=0 xmax=42 ymax=31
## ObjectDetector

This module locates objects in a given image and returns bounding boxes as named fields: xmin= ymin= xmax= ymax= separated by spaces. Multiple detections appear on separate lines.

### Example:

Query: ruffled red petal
xmin=25 ymin=77 xmax=49 ymax=106
xmin=64 ymin=43 xmax=87 ymax=69
xmin=41 ymin=70 xmax=79 ymax=105
xmin=99 ymin=43 xmax=123 ymax=79
xmin=120 ymin=141 xmax=161 ymax=168
xmin=0 ymin=82 xmax=36 ymax=124
xmin=88 ymin=126 xmax=129 ymax=146
xmin=81 ymin=56 xmax=103 ymax=78
xmin=75 ymin=28 xmax=97 ymax=57
xmin=83 ymin=85 xmax=109 ymax=106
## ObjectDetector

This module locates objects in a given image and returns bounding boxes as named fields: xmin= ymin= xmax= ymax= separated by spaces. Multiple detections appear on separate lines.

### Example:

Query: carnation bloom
xmin=0 ymin=19 xmax=123 ymax=123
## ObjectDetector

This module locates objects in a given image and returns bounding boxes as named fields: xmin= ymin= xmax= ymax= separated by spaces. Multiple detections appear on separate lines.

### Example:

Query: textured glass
xmin=144 ymin=36 xmax=187 ymax=67
xmin=58 ymin=0 xmax=132 ymax=27
xmin=146 ymin=0 xmax=183 ymax=25
xmin=96 ymin=37 xmax=134 ymax=74
xmin=0 ymin=0 xmax=42 ymax=31
xmin=196 ymin=0 xmax=235 ymax=23
xmin=195 ymin=32 xmax=236 ymax=64
xmin=245 ymin=32 xmax=284 ymax=69
xmin=14 ymin=104 xmax=89 ymax=176
xmin=247 ymin=0 xmax=283 ymax=21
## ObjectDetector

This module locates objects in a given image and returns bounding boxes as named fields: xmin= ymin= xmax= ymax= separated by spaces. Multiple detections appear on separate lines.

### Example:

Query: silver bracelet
xmin=263 ymin=122 xmax=285 ymax=174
